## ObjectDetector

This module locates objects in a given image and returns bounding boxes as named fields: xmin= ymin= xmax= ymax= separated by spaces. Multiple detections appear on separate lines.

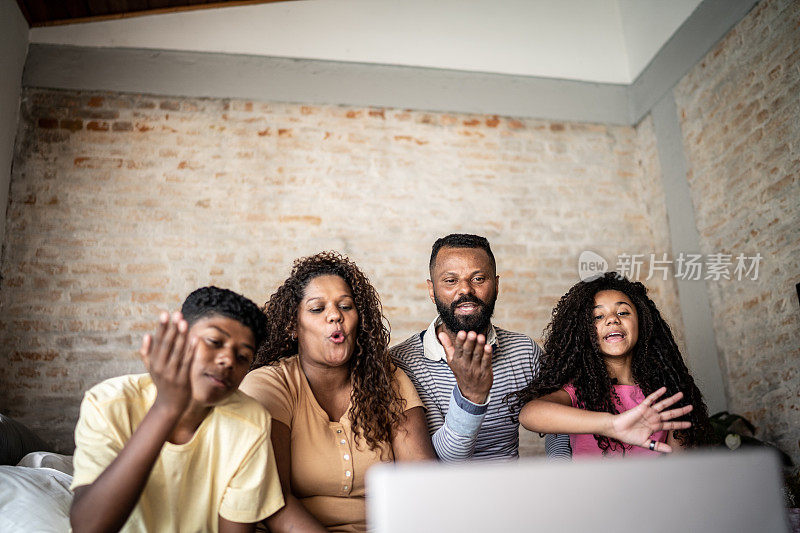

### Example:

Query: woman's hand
xmin=608 ymin=387 xmax=693 ymax=453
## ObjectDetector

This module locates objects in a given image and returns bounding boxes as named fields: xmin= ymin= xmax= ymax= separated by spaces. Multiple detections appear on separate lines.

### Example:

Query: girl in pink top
xmin=511 ymin=272 xmax=711 ymax=456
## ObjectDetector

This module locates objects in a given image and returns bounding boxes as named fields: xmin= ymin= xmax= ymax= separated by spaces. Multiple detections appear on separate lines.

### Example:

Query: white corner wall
xmin=0 ymin=0 xmax=28 ymax=244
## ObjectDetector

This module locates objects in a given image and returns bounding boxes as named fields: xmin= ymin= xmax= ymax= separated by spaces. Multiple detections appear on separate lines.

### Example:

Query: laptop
xmin=366 ymin=449 xmax=789 ymax=532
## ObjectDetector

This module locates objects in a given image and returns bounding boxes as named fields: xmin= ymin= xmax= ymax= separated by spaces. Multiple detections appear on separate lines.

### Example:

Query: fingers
xmin=139 ymin=334 xmax=152 ymax=369
xmin=177 ymin=337 xmax=197 ymax=383
xmin=660 ymin=420 xmax=692 ymax=430
xmin=479 ymin=342 xmax=493 ymax=373
xmin=166 ymin=316 xmax=188 ymax=374
xmin=442 ymin=330 xmax=488 ymax=365
xmin=642 ymin=386 xmax=667 ymax=407
xmin=437 ymin=331 xmax=455 ymax=363
xmin=653 ymin=390 xmax=684 ymax=411
xmin=149 ymin=311 xmax=188 ymax=374
xmin=459 ymin=331 xmax=487 ymax=362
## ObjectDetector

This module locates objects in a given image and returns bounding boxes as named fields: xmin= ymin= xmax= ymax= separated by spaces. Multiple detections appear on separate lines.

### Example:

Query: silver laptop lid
xmin=367 ymin=449 xmax=789 ymax=533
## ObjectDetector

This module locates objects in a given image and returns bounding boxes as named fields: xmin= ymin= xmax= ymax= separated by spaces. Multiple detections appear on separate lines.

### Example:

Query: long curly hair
xmin=508 ymin=272 xmax=712 ymax=452
xmin=253 ymin=251 xmax=405 ymax=451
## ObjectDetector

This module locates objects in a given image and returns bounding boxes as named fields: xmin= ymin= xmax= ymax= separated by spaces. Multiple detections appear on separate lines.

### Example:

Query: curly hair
xmin=181 ymin=286 xmax=268 ymax=349
xmin=508 ymin=272 xmax=712 ymax=452
xmin=429 ymin=233 xmax=496 ymax=274
xmin=253 ymin=251 xmax=405 ymax=451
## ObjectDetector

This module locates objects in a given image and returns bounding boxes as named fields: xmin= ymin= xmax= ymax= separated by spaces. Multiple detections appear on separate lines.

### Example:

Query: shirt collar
xmin=422 ymin=316 xmax=498 ymax=362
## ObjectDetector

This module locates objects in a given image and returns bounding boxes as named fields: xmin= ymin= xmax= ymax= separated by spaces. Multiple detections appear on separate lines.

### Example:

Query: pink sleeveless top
xmin=562 ymin=383 xmax=667 ymax=457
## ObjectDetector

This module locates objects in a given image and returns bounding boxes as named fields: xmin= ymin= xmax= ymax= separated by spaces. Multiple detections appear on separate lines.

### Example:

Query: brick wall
xmin=1 ymin=88 xmax=680 ymax=454
xmin=674 ymin=0 xmax=800 ymax=463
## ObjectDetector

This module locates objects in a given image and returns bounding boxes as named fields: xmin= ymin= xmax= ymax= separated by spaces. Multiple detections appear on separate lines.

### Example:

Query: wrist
xmin=601 ymin=412 xmax=617 ymax=439
xmin=150 ymin=397 xmax=186 ymax=421
xmin=459 ymin=387 xmax=489 ymax=405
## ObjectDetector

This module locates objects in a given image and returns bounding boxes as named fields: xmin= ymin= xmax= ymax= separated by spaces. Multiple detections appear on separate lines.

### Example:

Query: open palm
xmin=610 ymin=387 xmax=693 ymax=453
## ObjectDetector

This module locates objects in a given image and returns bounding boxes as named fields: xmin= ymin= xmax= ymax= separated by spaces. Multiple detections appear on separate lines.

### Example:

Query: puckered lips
xmin=329 ymin=329 xmax=346 ymax=344
xmin=205 ymin=372 xmax=232 ymax=390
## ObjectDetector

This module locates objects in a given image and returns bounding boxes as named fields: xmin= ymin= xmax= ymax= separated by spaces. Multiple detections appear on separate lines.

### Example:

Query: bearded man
xmin=390 ymin=233 xmax=569 ymax=461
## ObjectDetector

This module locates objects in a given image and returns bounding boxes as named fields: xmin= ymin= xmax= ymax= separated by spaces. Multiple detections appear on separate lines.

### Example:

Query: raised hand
xmin=609 ymin=387 xmax=693 ymax=453
xmin=438 ymin=330 xmax=493 ymax=404
xmin=139 ymin=311 xmax=197 ymax=417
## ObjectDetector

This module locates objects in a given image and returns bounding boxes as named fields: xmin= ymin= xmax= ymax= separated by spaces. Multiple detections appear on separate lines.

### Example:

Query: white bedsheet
xmin=0 ymin=453 xmax=73 ymax=532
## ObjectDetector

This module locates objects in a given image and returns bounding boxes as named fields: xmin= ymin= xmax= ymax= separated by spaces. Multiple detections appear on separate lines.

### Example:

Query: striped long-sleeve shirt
xmin=390 ymin=319 xmax=571 ymax=461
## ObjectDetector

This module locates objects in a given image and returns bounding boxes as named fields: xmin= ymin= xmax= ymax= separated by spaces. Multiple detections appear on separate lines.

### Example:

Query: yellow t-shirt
xmin=71 ymin=374 xmax=284 ymax=532
xmin=240 ymin=355 xmax=423 ymax=533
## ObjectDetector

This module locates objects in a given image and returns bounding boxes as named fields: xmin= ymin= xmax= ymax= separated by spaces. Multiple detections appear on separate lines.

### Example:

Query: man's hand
xmin=608 ymin=387 xmax=693 ymax=453
xmin=438 ymin=330 xmax=493 ymax=404
xmin=139 ymin=311 xmax=196 ymax=417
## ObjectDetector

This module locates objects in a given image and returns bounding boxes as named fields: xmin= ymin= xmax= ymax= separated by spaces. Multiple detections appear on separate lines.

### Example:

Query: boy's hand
xmin=139 ymin=311 xmax=197 ymax=417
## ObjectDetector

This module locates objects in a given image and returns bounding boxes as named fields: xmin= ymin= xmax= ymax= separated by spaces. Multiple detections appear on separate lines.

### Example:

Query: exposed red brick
xmin=87 ymin=121 xmax=110 ymax=131
xmin=132 ymin=292 xmax=167 ymax=303
xmin=113 ymin=121 xmax=133 ymax=132
xmin=18 ymin=367 xmax=41 ymax=378
xmin=87 ymin=96 xmax=104 ymax=107
xmin=278 ymin=215 xmax=322 ymax=225
xmin=60 ymin=119 xmax=83 ymax=132
xmin=38 ymin=117 xmax=58 ymax=129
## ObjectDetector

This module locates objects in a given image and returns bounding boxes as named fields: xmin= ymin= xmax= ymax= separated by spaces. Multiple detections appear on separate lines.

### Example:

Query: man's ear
xmin=427 ymin=279 xmax=435 ymax=304
xmin=495 ymin=275 xmax=500 ymax=298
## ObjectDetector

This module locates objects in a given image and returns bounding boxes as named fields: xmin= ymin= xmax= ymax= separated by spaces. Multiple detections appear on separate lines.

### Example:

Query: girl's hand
xmin=609 ymin=387 xmax=693 ymax=453
xmin=139 ymin=311 xmax=197 ymax=417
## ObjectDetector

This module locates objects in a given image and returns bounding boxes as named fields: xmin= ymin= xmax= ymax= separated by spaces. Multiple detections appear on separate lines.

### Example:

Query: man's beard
xmin=434 ymin=291 xmax=497 ymax=334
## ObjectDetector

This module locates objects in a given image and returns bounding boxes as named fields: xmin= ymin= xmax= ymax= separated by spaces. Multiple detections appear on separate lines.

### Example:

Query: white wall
xmin=617 ymin=0 xmax=703 ymax=79
xmin=29 ymin=0 xmax=687 ymax=84
xmin=0 ymin=0 xmax=28 ymax=244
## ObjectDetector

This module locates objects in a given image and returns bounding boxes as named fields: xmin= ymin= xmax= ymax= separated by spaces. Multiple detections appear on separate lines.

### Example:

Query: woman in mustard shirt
xmin=240 ymin=251 xmax=435 ymax=532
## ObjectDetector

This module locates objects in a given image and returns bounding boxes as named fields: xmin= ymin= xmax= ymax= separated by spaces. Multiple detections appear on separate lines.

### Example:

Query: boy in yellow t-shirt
xmin=70 ymin=287 xmax=284 ymax=533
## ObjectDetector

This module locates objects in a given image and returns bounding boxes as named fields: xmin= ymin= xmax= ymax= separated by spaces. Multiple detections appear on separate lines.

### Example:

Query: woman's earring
xmin=291 ymin=331 xmax=297 ymax=341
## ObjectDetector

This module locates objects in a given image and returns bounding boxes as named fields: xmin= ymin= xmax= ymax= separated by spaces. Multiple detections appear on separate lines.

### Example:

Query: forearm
xmin=70 ymin=404 xmax=179 ymax=533
xmin=265 ymin=493 xmax=327 ymax=533
xmin=519 ymin=399 xmax=613 ymax=437
xmin=432 ymin=386 xmax=486 ymax=462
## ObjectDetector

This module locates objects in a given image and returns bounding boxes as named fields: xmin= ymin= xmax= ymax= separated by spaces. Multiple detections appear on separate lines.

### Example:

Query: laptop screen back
xmin=366 ymin=449 xmax=788 ymax=533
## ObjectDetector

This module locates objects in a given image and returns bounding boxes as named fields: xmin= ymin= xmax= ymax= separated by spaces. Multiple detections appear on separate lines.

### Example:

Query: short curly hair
xmin=507 ymin=272 xmax=712 ymax=452
xmin=253 ymin=251 xmax=405 ymax=451
xmin=429 ymin=233 xmax=496 ymax=274
xmin=181 ymin=286 xmax=268 ymax=349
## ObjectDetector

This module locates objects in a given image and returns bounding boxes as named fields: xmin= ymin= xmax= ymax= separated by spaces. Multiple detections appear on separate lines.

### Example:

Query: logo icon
xmin=578 ymin=251 xmax=608 ymax=281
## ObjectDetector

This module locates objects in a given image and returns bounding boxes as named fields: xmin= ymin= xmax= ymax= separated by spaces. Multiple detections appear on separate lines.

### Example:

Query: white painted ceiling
xmin=28 ymin=0 xmax=703 ymax=84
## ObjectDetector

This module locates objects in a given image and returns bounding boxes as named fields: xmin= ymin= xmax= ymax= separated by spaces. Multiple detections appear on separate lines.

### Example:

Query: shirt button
xmin=345 ymin=470 xmax=352 ymax=477
xmin=340 ymin=439 xmax=346 ymax=445
xmin=336 ymin=429 xmax=342 ymax=433
xmin=343 ymin=454 xmax=350 ymax=460
xmin=343 ymin=485 xmax=349 ymax=490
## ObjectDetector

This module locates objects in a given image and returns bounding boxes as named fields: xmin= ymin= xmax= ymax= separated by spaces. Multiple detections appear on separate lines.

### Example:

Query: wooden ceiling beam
xmin=17 ymin=0 xmax=296 ymax=27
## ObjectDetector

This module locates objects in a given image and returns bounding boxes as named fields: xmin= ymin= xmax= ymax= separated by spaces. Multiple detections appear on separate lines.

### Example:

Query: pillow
xmin=17 ymin=451 xmax=74 ymax=476
xmin=0 ymin=465 xmax=72 ymax=532
xmin=0 ymin=413 xmax=52 ymax=466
